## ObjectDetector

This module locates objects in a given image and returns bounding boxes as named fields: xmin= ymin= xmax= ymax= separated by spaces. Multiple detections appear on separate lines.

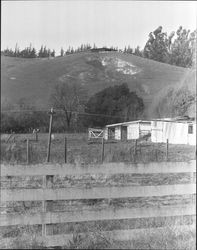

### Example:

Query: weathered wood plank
xmin=1 ymin=160 xmax=196 ymax=177
xmin=0 ymin=204 xmax=195 ymax=227
xmin=1 ymin=224 xmax=195 ymax=248
xmin=1 ymin=184 xmax=195 ymax=202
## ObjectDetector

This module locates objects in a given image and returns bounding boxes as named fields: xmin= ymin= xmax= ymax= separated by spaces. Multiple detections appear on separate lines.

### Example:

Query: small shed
xmin=151 ymin=118 xmax=196 ymax=145
xmin=104 ymin=120 xmax=151 ymax=141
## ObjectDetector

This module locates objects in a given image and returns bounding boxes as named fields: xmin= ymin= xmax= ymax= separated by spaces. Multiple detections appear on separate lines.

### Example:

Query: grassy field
xmin=1 ymin=132 xmax=196 ymax=164
xmin=1 ymin=53 xmax=190 ymax=117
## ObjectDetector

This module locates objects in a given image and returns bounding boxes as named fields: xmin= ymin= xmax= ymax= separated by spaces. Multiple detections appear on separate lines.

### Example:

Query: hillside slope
xmin=1 ymin=52 xmax=192 ymax=118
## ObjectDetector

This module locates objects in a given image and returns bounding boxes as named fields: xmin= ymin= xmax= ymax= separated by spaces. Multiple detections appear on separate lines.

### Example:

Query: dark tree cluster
xmin=1 ymin=83 xmax=145 ymax=133
xmin=2 ymin=44 xmax=55 ymax=58
xmin=143 ymin=26 xmax=196 ymax=67
xmin=2 ymin=44 xmax=37 ymax=58
xmin=38 ymin=45 xmax=55 ymax=58
xmin=1 ymin=99 xmax=49 ymax=133
xmin=83 ymin=83 xmax=144 ymax=128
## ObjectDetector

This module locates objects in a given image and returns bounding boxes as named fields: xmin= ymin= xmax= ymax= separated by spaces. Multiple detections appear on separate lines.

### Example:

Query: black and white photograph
xmin=1 ymin=0 xmax=196 ymax=249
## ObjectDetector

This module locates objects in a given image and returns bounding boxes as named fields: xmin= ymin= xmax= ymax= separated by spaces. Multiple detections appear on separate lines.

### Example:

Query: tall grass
xmin=0 ymin=226 xmax=45 ymax=249
xmin=63 ymin=222 xmax=196 ymax=249
xmin=1 ymin=133 xmax=195 ymax=164
xmin=1 ymin=219 xmax=195 ymax=249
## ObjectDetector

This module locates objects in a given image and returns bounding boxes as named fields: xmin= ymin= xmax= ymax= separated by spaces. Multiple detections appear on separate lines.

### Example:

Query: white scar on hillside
xmin=101 ymin=56 xmax=141 ymax=75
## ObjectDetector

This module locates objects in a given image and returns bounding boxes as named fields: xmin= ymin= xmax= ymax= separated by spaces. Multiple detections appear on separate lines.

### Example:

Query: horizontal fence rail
xmin=0 ymin=204 xmax=195 ymax=227
xmin=1 ymin=160 xmax=196 ymax=177
xmin=1 ymin=184 xmax=196 ymax=202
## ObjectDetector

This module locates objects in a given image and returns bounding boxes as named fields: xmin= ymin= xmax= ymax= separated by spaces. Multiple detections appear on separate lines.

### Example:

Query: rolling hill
xmin=1 ymin=52 xmax=194 ymax=118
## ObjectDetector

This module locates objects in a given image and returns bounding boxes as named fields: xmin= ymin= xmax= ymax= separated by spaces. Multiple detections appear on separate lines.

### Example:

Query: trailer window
xmin=188 ymin=125 xmax=193 ymax=134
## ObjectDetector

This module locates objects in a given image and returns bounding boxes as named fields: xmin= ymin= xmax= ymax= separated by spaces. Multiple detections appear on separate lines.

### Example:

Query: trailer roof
xmin=105 ymin=120 xmax=151 ymax=128
xmin=105 ymin=118 xmax=196 ymax=127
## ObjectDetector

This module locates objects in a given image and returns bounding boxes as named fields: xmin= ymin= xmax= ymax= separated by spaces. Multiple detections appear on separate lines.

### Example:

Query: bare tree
xmin=50 ymin=79 xmax=87 ymax=130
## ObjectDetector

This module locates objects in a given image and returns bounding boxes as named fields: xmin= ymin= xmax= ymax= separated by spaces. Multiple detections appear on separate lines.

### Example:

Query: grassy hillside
xmin=1 ymin=52 xmax=191 ymax=117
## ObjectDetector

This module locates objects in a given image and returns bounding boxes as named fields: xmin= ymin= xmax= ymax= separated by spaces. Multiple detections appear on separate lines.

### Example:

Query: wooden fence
xmin=0 ymin=160 xmax=196 ymax=248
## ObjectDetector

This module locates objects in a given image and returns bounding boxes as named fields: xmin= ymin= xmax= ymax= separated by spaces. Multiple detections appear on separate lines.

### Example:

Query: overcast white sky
xmin=1 ymin=1 xmax=197 ymax=54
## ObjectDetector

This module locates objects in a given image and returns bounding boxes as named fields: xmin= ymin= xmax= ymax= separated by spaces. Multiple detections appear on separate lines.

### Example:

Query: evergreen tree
xmin=169 ymin=28 xmax=196 ymax=67
xmin=14 ymin=43 xmax=19 ymax=57
xmin=30 ymin=47 xmax=37 ymax=58
xmin=43 ymin=46 xmax=48 ymax=57
xmin=143 ymin=26 xmax=196 ymax=67
xmin=38 ymin=45 xmax=44 ymax=57
xmin=51 ymin=49 xmax=55 ymax=57
xmin=84 ymin=83 xmax=144 ymax=127
xmin=60 ymin=47 xmax=64 ymax=56
xmin=47 ymin=49 xmax=51 ymax=57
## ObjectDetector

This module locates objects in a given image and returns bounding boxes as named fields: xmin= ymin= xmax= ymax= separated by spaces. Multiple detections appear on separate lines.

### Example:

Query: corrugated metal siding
xmin=127 ymin=124 xmax=139 ymax=139
xmin=115 ymin=126 xmax=121 ymax=140
xmin=151 ymin=121 xmax=163 ymax=143
xmin=151 ymin=121 xmax=196 ymax=145
xmin=165 ymin=122 xmax=187 ymax=144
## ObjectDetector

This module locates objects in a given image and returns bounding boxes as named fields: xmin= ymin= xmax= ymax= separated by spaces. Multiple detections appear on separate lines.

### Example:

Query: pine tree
xmin=30 ymin=47 xmax=37 ymax=58
xmin=51 ymin=49 xmax=55 ymax=57
xmin=47 ymin=49 xmax=51 ymax=57
xmin=60 ymin=47 xmax=64 ymax=56
xmin=43 ymin=46 xmax=48 ymax=57
xmin=38 ymin=45 xmax=44 ymax=57
xmin=14 ymin=43 xmax=18 ymax=57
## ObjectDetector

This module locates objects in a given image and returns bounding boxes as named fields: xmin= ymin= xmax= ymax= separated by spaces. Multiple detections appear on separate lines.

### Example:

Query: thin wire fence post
xmin=101 ymin=137 xmax=105 ymax=163
xmin=155 ymin=143 xmax=158 ymax=161
xmin=35 ymin=131 xmax=38 ymax=142
xmin=42 ymin=175 xmax=46 ymax=236
xmin=64 ymin=137 xmax=67 ymax=163
xmin=166 ymin=139 xmax=169 ymax=161
xmin=46 ymin=108 xmax=55 ymax=163
xmin=134 ymin=139 xmax=137 ymax=162
xmin=26 ymin=139 xmax=29 ymax=164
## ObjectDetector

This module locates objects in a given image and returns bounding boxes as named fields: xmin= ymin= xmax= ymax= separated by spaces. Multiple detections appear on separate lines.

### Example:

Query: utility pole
xmin=101 ymin=137 xmax=105 ymax=163
xmin=64 ymin=137 xmax=67 ymax=163
xmin=26 ymin=139 xmax=29 ymax=164
xmin=166 ymin=139 xmax=169 ymax=161
xmin=46 ymin=108 xmax=55 ymax=162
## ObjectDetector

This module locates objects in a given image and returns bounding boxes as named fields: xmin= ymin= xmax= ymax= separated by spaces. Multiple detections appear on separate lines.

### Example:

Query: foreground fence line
xmin=1 ymin=184 xmax=195 ymax=202
xmin=0 ymin=160 xmax=196 ymax=248
xmin=0 ymin=204 xmax=195 ymax=227
xmin=1 ymin=160 xmax=196 ymax=177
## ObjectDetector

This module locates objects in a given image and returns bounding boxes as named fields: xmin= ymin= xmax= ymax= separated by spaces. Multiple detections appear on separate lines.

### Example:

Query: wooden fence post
xmin=64 ymin=137 xmax=67 ymax=163
xmin=155 ymin=144 xmax=158 ymax=161
xmin=139 ymin=143 xmax=142 ymax=156
xmin=101 ymin=137 xmax=105 ymax=163
xmin=26 ymin=139 xmax=29 ymax=164
xmin=35 ymin=132 xmax=38 ymax=142
xmin=166 ymin=139 xmax=169 ymax=161
xmin=46 ymin=108 xmax=55 ymax=163
xmin=42 ymin=175 xmax=46 ymax=236
xmin=134 ymin=139 xmax=137 ymax=162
